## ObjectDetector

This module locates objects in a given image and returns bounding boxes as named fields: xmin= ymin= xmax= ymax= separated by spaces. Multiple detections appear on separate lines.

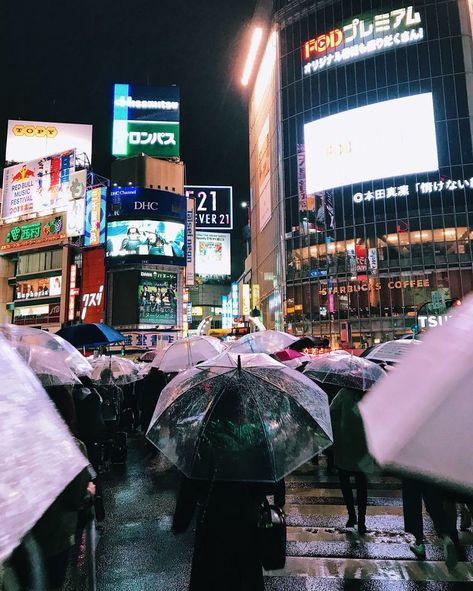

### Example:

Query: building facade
xmin=248 ymin=0 xmax=473 ymax=345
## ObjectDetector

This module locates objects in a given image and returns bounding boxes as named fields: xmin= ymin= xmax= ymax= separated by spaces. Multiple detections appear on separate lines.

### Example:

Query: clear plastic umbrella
xmin=304 ymin=352 xmax=385 ymax=391
xmin=226 ymin=330 xmax=298 ymax=354
xmin=150 ymin=336 xmax=227 ymax=372
xmin=360 ymin=294 xmax=473 ymax=492
xmin=147 ymin=356 xmax=333 ymax=482
xmin=0 ymin=324 xmax=92 ymax=377
xmin=0 ymin=334 xmax=88 ymax=563
xmin=90 ymin=355 xmax=143 ymax=385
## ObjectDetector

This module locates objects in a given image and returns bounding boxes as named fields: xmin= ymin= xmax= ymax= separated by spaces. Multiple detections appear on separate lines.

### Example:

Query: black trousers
xmin=338 ymin=469 xmax=368 ymax=519
xmin=402 ymin=477 xmax=452 ymax=541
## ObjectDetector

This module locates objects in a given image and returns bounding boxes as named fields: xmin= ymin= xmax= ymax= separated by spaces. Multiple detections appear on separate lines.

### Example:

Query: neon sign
xmin=303 ymin=6 xmax=423 ymax=76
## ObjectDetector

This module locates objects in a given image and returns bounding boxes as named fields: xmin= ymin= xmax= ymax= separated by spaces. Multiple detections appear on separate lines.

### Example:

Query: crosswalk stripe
xmin=265 ymin=556 xmax=473 ymax=582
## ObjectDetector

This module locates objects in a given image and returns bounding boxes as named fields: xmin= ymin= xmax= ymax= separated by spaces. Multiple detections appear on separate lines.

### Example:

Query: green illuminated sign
xmin=5 ymin=216 xmax=64 ymax=244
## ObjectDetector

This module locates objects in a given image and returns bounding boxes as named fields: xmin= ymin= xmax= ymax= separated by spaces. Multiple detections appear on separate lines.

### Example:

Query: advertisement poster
xmin=2 ymin=150 xmax=76 ymax=218
xmin=112 ymin=84 xmax=180 ymax=158
xmin=355 ymin=245 xmax=368 ymax=279
xmin=106 ymin=219 xmax=185 ymax=260
xmin=16 ymin=276 xmax=62 ymax=300
xmin=258 ymin=117 xmax=271 ymax=230
xmin=138 ymin=271 xmax=177 ymax=326
xmin=195 ymin=232 xmax=231 ymax=276
xmin=84 ymin=187 xmax=107 ymax=247
xmin=109 ymin=186 xmax=186 ymax=220
xmin=6 ymin=120 xmax=93 ymax=164
xmin=0 ymin=213 xmax=67 ymax=253
xmin=368 ymin=248 xmax=378 ymax=275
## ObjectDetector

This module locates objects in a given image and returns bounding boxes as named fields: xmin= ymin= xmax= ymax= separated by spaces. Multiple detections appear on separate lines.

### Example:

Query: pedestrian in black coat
xmin=74 ymin=376 xmax=106 ymax=458
xmin=172 ymin=477 xmax=285 ymax=591
xmin=139 ymin=367 xmax=168 ymax=432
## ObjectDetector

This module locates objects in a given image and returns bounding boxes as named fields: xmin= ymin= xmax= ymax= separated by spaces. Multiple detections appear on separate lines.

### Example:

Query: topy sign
xmin=302 ymin=6 xmax=423 ymax=76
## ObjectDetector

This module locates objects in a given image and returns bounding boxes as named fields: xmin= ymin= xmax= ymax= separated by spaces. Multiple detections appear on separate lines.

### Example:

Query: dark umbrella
xmin=303 ymin=353 xmax=385 ymax=391
xmin=56 ymin=323 xmax=125 ymax=348
xmin=146 ymin=355 xmax=333 ymax=482
xmin=288 ymin=336 xmax=329 ymax=352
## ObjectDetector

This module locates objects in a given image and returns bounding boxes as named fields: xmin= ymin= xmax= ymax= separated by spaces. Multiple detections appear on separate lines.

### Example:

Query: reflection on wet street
xmin=96 ymin=436 xmax=473 ymax=590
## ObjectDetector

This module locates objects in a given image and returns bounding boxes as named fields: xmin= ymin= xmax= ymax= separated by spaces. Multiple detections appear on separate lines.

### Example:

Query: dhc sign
xmin=109 ymin=186 xmax=186 ymax=221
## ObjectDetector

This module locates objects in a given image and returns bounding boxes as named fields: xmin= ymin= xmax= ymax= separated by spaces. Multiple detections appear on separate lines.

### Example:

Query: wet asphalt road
xmin=96 ymin=435 xmax=473 ymax=590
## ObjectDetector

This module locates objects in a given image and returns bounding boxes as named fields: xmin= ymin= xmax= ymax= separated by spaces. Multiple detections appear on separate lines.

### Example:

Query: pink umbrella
xmin=273 ymin=348 xmax=305 ymax=362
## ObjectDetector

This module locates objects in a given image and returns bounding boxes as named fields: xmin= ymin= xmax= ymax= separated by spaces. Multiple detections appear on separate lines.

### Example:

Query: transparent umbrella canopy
xmin=147 ymin=355 xmax=333 ymax=483
xmin=0 ymin=334 xmax=88 ymax=563
xmin=304 ymin=352 xmax=386 ymax=391
xmin=150 ymin=336 xmax=227 ymax=372
xmin=0 ymin=324 xmax=92 ymax=377
xmin=90 ymin=355 xmax=143 ymax=385
xmin=227 ymin=330 xmax=298 ymax=354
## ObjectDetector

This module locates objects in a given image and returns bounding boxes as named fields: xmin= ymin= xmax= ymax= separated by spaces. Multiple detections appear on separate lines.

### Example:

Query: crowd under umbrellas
xmin=1 ymin=315 xmax=473 ymax=589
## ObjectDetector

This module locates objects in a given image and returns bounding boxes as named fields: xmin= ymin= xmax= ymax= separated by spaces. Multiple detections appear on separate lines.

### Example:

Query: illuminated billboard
xmin=2 ymin=150 xmax=78 ymax=219
xmin=195 ymin=232 xmax=231 ymax=276
xmin=304 ymin=93 xmax=439 ymax=194
xmin=84 ymin=187 xmax=107 ymax=247
xmin=81 ymin=248 xmax=105 ymax=323
xmin=184 ymin=186 xmax=233 ymax=230
xmin=112 ymin=84 xmax=180 ymax=158
xmin=5 ymin=120 xmax=93 ymax=164
xmin=106 ymin=219 xmax=185 ymax=265
xmin=138 ymin=271 xmax=177 ymax=326
xmin=109 ymin=186 xmax=186 ymax=220
xmin=302 ymin=6 xmax=424 ymax=77
xmin=0 ymin=213 xmax=67 ymax=253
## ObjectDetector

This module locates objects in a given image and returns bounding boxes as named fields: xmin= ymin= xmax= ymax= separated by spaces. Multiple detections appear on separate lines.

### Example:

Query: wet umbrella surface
xmin=147 ymin=356 xmax=332 ymax=482
xmin=304 ymin=352 xmax=385 ymax=391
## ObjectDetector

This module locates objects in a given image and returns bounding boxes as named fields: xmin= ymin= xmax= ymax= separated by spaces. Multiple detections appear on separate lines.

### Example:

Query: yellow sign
xmin=12 ymin=124 xmax=58 ymax=138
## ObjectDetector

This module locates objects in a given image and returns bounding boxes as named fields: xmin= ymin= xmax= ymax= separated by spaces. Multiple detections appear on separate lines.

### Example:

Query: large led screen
xmin=304 ymin=93 xmax=439 ymax=194
xmin=106 ymin=219 xmax=185 ymax=262
xmin=138 ymin=271 xmax=177 ymax=326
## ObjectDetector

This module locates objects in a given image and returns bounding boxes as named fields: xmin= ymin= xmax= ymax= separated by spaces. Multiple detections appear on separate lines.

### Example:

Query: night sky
xmin=1 ymin=0 xmax=257 ymax=277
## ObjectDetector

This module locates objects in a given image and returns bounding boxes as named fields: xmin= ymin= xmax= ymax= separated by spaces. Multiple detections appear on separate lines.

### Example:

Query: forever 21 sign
xmin=184 ymin=185 xmax=233 ymax=231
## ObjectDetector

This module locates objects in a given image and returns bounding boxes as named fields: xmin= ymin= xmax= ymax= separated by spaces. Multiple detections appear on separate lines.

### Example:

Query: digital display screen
xmin=138 ymin=271 xmax=177 ymax=326
xmin=106 ymin=219 xmax=185 ymax=263
xmin=304 ymin=93 xmax=439 ymax=194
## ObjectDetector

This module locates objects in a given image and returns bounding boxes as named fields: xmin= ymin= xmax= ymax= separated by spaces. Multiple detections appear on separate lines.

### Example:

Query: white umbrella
xmin=0 ymin=335 xmax=88 ymax=562
xmin=227 ymin=330 xmax=298 ymax=354
xmin=0 ymin=324 xmax=93 ymax=377
xmin=197 ymin=351 xmax=284 ymax=369
xmin=363 ymin=339 xmax=421 ymax=364
xmin=150 ymin=336 xmax=226 ymax=372
xmin=359 ymin=295 xmax=473 ymax=491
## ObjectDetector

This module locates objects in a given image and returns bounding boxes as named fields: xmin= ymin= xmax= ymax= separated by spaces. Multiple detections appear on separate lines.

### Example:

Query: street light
xmin=241 ymin=27 xmax=264 ymax=86
xmin=241 ymin=201 xmax=248 ymax=208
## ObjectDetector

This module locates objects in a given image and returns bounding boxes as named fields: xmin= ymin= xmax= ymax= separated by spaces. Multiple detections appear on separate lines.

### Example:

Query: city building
xmin=244 ymin=0 xmax=473 ymax=345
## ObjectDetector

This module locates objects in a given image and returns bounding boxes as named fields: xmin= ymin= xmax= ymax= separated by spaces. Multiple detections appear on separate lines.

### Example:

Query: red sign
xmin=81 ymin=248 xmax=105 ymax=323
xmin=303 ymin=29 xmax=343 ymax=61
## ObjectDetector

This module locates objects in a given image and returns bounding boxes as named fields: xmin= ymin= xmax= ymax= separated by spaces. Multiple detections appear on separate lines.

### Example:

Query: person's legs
xmin=44 ymin=548 xmax=71 ymax=590
xmin=422 ymin=482 xmax=458 ymax=568
xmin=355 ymin=471 xmax=368 ymax=535
xmin=338 ymin=469 xmax=357 ymax=526
xmin=402 ymin=478 xmax=426 ymax=559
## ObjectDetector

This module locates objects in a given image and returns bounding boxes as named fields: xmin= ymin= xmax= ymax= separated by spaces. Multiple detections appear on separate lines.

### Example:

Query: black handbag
xmin=257 ymin=498 xmax=287 ymax=570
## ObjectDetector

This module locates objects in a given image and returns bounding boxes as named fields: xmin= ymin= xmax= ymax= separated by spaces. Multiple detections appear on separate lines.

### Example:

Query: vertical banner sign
xmin=355 ymin=245 xmax=368 ymax=280
xmin=297 ymin=144 xmax=308 ymax=212
xmin=242 ymin=284 xmax=251 ymax=316
xmin=186 ymin=198 xmax=195 ymax=286
xmin=85 ymin=187 xmax=106 ymax=247
xmin=324 ymin=191 xmax=335 ymax=232
xmin=68 ymin=264 xmax=78 ymax=321
xmin=81 ymin=248 xmax=105 ymax=323
xmin=231 ymin=283 xmax=239 ymax=318
xmin=368 ymin=248 xmax=378 ymax=275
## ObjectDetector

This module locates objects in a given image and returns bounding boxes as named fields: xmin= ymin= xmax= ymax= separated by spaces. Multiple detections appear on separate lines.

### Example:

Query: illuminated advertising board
xmin=112 ymin=84 xmax=180 ymax=158
xmin=184 ymin=186 xmax=233 ymax=230
xmin=84 ymin=187 xmax=107 ymax=247
xmin=302 ymin=6 xmax=424 ymax=77
xmin=6 ymin=120 xmax=93 ymax=164
xmin=81 ymin=248 xmax=105 ymax=323
xmin=0 ymin=213 xmax=67 ymax=253
xmin=304 ymin=93 xmax=439 ymax=194
xmin=195 ymin=232 xmax=231 ymax=276
xmin=15 ymin=276 xmax=62 ymax=300
xmin=109 ymin=186 xmax=186 ymax=220
xmin=2 ymin=150 xmax=77 ymax=218
xmin=138 ymin=271 xmax=177 ymax=326
xmin=106 ymin=219 xmax=185 ymax=265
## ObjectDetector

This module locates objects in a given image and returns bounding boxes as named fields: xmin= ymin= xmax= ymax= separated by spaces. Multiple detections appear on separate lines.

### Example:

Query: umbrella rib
xmin=248 ymin=385 xmax=277 ymax=482
xmin=188 ymin=374 xmax=230 ymax=475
